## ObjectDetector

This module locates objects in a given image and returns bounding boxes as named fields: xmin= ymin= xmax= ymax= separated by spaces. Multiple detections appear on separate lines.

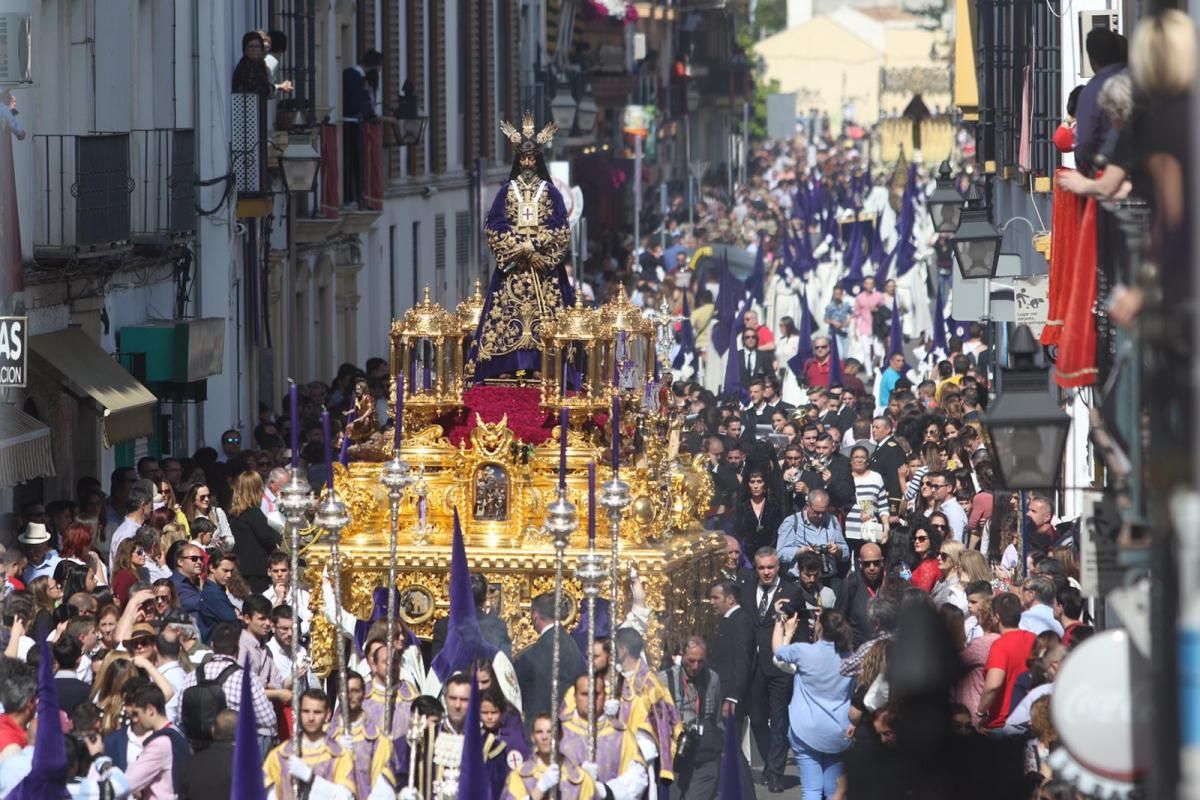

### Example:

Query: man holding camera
xmin=659 ymin=636 xmax=754 ymax=800
xmin=775 ymin=489 xmax=851 ymax=584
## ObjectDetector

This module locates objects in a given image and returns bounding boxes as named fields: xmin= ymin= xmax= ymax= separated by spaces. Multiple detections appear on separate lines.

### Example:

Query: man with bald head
xmin=835 ymin=541 xmax=887 ymax=646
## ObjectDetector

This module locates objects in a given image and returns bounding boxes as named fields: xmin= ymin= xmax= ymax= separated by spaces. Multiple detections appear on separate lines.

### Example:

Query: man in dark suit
xmin=738 ymin=329 xmax=771 ymax=388
xmin=52 ymin=634 xmax=92 ymax=715
xmin=868 ymin=415 xmax=907 ymax=515
xmin=707 ymin=580 xmax=753 ymax=720
xmin=514 ymin=592 xmax=585 ymax=729
xmin=341 ymin=49 xmax=383 ymax=206
xmin=798 ymin=432 xmax=856 ymax=512
xmin=431 ymin=573 xmax=512 ymax=659
xmin=739 ymin=547 xmax=801 ymax=792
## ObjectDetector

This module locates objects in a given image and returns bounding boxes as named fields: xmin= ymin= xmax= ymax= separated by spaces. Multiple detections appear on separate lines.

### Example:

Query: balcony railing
xmin=32 ymin=133 xmax=133 ymax=256
xmin=232 ymin=93 xmax=268 ymax=196
xmin=131 ymin=128 xmax=196 ymax=241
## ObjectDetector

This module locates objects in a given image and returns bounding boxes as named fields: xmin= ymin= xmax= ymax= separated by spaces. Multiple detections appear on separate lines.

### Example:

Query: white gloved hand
xmin=535 ymin=763 xmax=561 ymax=792
xmin=337 ymin=734 xmax=355 ymax=751
xmin=581 ymin=761 xmax=599 ymax=780
xmin=604 ymin=699 xmax=621 ymax=718
xmin=287 ymin=756 xmax=314 ymax=784
xmin=398 ymin=788 xmax=418 ymax=800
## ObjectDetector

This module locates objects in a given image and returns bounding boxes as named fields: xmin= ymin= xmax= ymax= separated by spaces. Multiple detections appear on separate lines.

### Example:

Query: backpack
xmin=871 ymin=304 xmax=892 ymax=340
xmin=181 ymin=658 xmax=240 ymax=742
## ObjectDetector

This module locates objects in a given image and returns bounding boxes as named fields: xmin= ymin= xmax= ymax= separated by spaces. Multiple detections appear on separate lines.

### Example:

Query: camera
xmin=675 ymin=724 xmax=703 ymax=768
xmin=777 ymin=601 xmax=799 ymax=618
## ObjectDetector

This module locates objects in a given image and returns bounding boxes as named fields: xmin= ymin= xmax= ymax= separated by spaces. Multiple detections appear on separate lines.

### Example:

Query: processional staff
xmin=379 ymin=373 xmax=415 ymax=734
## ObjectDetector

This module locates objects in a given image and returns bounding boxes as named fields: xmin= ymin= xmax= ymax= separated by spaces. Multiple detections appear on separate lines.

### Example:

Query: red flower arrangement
xmin=439 ymin=385 xmax=614 ymax=449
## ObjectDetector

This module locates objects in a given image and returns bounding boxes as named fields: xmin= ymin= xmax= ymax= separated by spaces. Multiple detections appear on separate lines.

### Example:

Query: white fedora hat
xmin=17 ymin=521 xmax=50 ymax=545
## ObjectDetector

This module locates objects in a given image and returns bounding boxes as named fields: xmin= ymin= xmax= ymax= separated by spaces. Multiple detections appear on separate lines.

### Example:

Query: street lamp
xmin=983 ymin=324 xmax=1071 ymax=490
xmin=576 ymin=84 xmax=599 ymax=134
xmin=951 ymin=178 xmax=1002 ymax=280
xmin=550 ymin=81 xmax=579 ymax=132
xmin=278 ymin=138 xmax=321 ymax=194
xmin=928 ymin=160 xmax=963 ymax=234
xmin=394 ymin=92 xmax=428 ymax=147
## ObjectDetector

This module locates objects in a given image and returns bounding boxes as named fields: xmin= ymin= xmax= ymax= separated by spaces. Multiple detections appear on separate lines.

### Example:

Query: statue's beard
xmin=520 ymin=166 xmax=535 ymax=180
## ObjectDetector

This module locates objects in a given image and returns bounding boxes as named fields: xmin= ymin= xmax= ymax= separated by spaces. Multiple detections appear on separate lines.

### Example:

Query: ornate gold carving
xmin=455 ymin=281 xmax=486 ymax=335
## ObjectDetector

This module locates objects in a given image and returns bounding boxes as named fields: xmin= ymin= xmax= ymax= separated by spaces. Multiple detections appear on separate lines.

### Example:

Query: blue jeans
xmin=789 ymin=730 xmax=843 ymax=800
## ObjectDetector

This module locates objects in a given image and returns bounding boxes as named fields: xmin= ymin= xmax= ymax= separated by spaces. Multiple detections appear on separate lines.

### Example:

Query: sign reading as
xmin=0 ymin=317 xmax=27 ymax=388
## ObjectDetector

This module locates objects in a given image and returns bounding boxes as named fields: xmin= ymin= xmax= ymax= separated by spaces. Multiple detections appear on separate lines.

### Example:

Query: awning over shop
xmin=0 ymin=405 xmax=54 ymax=488
xmin=30 ymin=328 xmax=158 ymax=447
xmin=954 ymin=0 xmax=979 ymax=121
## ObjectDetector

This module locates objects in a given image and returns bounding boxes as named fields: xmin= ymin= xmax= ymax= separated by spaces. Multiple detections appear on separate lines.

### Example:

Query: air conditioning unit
xmin=1078 ymin=9 xmax=1121 ymax=79
xmin=0 ymin=13 xmax=33 ymax=84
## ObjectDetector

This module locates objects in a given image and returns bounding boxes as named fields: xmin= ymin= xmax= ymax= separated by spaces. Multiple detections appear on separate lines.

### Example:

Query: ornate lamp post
xmin=314 ymin=485 xmax=353 ymax=738
xmin=378 ymin=440 xmax=415 ymax=733
xmin=277 ymin=449 xmax=315 ymax=758
xmin=543 ymin=478 xmax=579 ymax=781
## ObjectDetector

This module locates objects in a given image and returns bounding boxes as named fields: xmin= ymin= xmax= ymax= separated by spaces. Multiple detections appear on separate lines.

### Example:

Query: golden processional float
xmin=283 ymin=283 xmax=724 ymax=678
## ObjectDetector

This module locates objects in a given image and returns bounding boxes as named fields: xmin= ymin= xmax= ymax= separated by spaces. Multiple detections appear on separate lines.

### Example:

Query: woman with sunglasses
xmin=844 ymin=446 xmax=889 ymax=559
xmin=110 ymin=538 xmax=149 ymax=607
xmin=27 ymin=574 xmax=63 ymax=639
xmin=152 ymin=578 xmax=180 ymax=617
xmin=931 ymin=541 xmax=968 ymax=611
xmin=179 ymin=482 xmax=234 ymax=550
xmin=908 ymin=523 xmax=944 ymax=592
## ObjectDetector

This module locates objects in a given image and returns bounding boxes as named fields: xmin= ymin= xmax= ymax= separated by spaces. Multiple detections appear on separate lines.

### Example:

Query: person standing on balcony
xmin=232 ymin=32 xmax=273 ymax=97
xmin=342 ymin=50 xmax=383 ymax=208
xmin=1073 ymin=28 xmax=1127 ymax=175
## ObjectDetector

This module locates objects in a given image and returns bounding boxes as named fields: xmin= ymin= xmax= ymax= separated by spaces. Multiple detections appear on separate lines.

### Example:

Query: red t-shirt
xmin=755 ymin=324 xmax=775 ymax=348
xmin=0 ymin=714 xmax=27 ymax=753
xmin=983 ymin=629 xmax=1036 ymax=728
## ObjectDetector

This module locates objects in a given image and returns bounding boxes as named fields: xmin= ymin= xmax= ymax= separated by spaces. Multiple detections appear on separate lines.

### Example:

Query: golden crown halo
xmin=500 ymin=111 xmax=558 ymax=149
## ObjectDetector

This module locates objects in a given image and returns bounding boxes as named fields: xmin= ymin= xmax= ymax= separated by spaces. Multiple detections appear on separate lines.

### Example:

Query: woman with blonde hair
xmin=958 ymin=549 xmax=992 ymax=587
xmin=228 ymin=470 xmax=282 ymax=593
xmin=28 ymin=574 xmax=63 ymax=638
xmin=89 ymin=649 xmax=179 ymax=734
xmin=931 ymin=540 xmax=967 ymax=611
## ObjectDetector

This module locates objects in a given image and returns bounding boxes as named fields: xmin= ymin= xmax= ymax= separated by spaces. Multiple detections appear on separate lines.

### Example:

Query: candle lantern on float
xmin=455 ymin=281 xmax=486 ymax=388
xmin=598 ymin=284 xmax=656 ymax=402
xmin=392 ymin=287 xmax=460 ymax=427
xmin=539 ymin=299 xmax=610 ymax=418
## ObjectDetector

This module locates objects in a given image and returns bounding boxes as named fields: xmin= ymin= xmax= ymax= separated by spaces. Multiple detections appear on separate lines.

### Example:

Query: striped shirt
xmin=905 ymin=465 xmax=929 ymax=509
xmin=845 ymin=471 xmax=888 ymax=541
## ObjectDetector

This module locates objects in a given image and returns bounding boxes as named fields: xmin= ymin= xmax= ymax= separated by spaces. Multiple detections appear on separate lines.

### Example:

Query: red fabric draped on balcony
xmin=1041 ymin=170 xmax=1085 ymax=347
xmin=362 ymin=120 xmax=384 ymax=211
xmin=319 ymin=123 xmax=340 ymax=219
xmin=1054 ymin=196 xmax=1099 ymax=388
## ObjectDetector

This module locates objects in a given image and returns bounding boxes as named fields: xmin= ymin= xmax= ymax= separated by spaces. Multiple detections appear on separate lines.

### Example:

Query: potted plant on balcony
xmin=276 ymin=98 xmax=300 ymax=131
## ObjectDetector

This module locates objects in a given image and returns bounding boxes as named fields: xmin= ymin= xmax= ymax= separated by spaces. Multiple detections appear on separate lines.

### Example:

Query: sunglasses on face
xmin=936 ymin=553 xmax=949 ymax=561
xmin=930 ymin=524 xmax=948 ymax=532
xmin=126 ymin=638 xmax=154 ymax=649
xmin=134 ymin=548 xmax=146 ymax=557
xmin=180 ymin=555 xmax=203 ymax=562
xmin=860 ymin=559 xmax=883 ymax=566
xmin=813 ymin=345 xmax=829 ymax=351
xmin=913 ymin=535 xmax=930 ymax=542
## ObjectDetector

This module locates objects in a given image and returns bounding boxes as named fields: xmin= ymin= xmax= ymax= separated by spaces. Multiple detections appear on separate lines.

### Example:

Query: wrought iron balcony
xmin=232 ymin=92 xmax=269 ymax=197
xmin=32 ymin=133 xmax=133 ymax=261
xmin=130 ymin=128 xmax=196 ymax=245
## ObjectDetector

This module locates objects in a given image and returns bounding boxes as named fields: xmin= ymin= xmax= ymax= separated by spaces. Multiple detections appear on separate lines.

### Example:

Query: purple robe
xmin=326 ymin=716 xmax=388 ymax=799
xmin=558 ymin=717 xmax=632 ymax=784
xmin=500 ymin=759 xmax=594 ymax=800
xmin=270 ymin=739 xmax=348 ymax=800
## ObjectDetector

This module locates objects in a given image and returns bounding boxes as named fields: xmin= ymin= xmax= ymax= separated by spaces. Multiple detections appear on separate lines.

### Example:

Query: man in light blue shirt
xmin=1019 ymin=576 xmax=1065 ymax=637
xmin=776 ymin=490 xmax=850 ymax=579
xmin=877 ymin=352 xmax=907 ymax=407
